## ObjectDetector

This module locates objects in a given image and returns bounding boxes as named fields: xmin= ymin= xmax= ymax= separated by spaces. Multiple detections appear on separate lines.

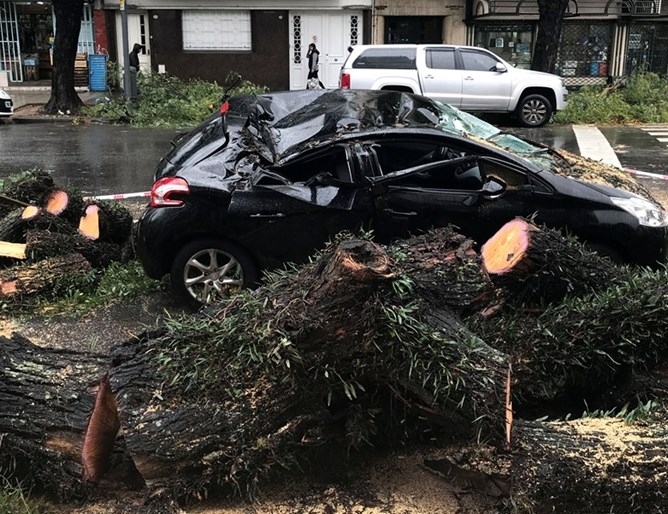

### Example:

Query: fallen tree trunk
xmin=0 ymin=253 xmax=92 ymax=299
xmin=0 ymin=333 xmax=109 ymax=500
xmin=1 ymin=225 xmax=666 ymax=509
xmin=24 ymin=229 xmax=123 ymax=268
xmin=481 ymin=217 xmax=629 ymax=308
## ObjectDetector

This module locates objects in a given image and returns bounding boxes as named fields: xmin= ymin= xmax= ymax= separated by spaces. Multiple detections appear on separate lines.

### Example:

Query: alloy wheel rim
xmin=522 ymin=100 xmax=547 ymax=125
xmin=183 ymin=248 xmax=244 ymax=303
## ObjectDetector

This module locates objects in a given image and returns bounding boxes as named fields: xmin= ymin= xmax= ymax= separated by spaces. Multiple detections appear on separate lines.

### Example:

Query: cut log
xmin=481 ymin=217 xmax=629 ymax=308
xmin=43 ymin=189 xmax=70 ymax=216
xmin=25 ymin=229 xmax=122 ymax=269
xmin=0 ymin=240 xmax=26 ymax=259
xmin=79 ymin=204 xmax=107 ymax=241
xmin=0 ymin=253 xmax=92 ymax=299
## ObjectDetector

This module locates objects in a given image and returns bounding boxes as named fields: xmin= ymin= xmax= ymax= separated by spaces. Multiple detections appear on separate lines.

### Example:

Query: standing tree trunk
xmin=43 ymin=0 xmax=84 ymax=115
xmin=532 ymin=0 xmax=570 ymax=74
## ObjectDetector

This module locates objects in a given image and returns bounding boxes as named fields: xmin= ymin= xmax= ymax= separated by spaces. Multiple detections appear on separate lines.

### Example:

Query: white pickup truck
xmin=339 ymin=44 xmax=568 ymax=128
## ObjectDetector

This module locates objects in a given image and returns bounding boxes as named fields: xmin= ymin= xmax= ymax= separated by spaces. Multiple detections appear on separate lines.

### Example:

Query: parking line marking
xmin=572 ymin=125 xmax=622 ymax=168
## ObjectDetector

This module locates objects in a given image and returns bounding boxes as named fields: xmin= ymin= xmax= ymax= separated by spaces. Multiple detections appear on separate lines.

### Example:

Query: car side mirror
xmin=494 ymin=63 xmax=508 ymax=73
xmin=482 ymin=176 xmax=506 ymax=199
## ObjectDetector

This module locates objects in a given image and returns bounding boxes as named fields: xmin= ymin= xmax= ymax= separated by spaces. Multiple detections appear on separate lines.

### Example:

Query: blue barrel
xmin=88 ymin=54 xmax=108 ymax=92
xmin=589 ymin=61 xmax=599 ymax=76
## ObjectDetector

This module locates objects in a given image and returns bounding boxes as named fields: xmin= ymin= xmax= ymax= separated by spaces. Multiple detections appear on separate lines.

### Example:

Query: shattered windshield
xmin=430 ymin=101 xmax=554 ymax=169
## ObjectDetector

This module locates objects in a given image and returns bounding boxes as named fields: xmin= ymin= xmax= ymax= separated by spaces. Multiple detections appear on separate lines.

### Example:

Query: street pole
xmin=121 ymin=0 xmax=131 ymax=101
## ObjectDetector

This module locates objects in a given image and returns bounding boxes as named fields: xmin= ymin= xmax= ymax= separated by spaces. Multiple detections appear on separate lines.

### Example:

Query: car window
xmin=393 ymin=158 xmax=484 ymax=191
xmin=266 ymin=147 xmax=351 ymax=184
xmin=352 ymin=48 xmax=417 ymax=69
xmin=479 ymin=160 xmax=529 ymax=189
xmin=426 ymin=48 xmax=456 ymax=70
xmin=371 ymin=140 xmax=466 ymax=175
xmin=460 ymin=49 xmax=500 ymax=72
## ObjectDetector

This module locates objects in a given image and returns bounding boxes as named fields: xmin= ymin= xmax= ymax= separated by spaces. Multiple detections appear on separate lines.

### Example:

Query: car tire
xmin=170 ymin=239 xmax=260 ymax=305
xmin=516 ymin=94 xmax=553 ymax=128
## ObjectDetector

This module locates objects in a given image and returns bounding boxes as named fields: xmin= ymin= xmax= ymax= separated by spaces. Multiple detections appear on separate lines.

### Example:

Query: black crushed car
xmin=134 ymin=89 xmax=668 ymax=305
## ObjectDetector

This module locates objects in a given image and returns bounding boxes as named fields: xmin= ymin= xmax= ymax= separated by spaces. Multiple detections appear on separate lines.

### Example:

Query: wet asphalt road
xmin=1 ymin=119 xmax=668 ymax=199
xmin=0 ymin=123 xmax=179 ymax=196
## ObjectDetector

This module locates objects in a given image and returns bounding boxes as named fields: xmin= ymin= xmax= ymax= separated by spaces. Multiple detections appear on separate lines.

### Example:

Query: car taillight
xmin=340 ymin=73 xmax=351 ymax=89
xmin=150 ymin=177 xmax=190 ymax=207
xmin=219 ymin=100 xmax=229 ymax=115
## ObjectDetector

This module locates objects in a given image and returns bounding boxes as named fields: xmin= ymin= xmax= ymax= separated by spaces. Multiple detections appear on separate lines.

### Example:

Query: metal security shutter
xmin=0 ymin=1 xmax=22 ymax=82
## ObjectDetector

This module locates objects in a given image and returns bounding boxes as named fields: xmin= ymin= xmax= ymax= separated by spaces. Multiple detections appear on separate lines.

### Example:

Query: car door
xmin=418 ymin=47 xmax=463 ymax=108
xmin=458 ymin=48 xmax=513 ymax=112
xmin=369 ymin=154 xmax=540 ymax=245
xmin=236 ymin=144 xmax=373 ymax=266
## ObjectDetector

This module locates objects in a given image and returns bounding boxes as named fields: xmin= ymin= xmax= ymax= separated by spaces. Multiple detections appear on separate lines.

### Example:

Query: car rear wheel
xmin=170 ymin=239 xmax=260 ymax=305
xmin=516 ymin=94 xmax=553 ymax=128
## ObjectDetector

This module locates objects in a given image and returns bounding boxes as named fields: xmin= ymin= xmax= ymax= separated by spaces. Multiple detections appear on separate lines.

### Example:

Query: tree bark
xmin=532 ymin=0 xmax=570 ymax=74
xmin=43 ymin=0 xmax=85 ymax=115
xmin=0 ymin=252 xmax=91 ymax=298
xmin=0 ymin=333 xmax=108 ymax=500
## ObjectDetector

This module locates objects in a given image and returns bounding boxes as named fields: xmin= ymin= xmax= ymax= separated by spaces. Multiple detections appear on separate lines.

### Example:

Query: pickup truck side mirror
xmin=494 ymin=63 xmax=508 ymax=73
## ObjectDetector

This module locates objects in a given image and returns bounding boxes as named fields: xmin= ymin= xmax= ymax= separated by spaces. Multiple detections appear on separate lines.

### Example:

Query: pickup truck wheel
xmin=517 ymin=94 xmax=553 ymax=128
xmin=170 ymin=238 xmax=260 ymax=306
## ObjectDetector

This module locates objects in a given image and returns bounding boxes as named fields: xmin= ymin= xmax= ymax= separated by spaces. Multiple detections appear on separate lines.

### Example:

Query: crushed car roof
xmin=235 ymin=89 xmax=461 ymax=163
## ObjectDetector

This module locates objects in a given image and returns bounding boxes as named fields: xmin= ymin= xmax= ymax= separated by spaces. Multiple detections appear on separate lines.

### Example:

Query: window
xmin=353 ymin=48 xmax=417 ymax=69
xmin=426 ymin=48 xmax=456 ymax=70
xmin=183 ymin=11 xmax=251 ymax=51
xmin=460 ymin=49 xmax=500 ymax=71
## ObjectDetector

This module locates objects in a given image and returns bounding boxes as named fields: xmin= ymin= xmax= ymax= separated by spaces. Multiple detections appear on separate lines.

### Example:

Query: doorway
xmin=289 ymin=11 xmax=363 ymax=90
xmin=115 ymin=11 xmax=151 ymax=72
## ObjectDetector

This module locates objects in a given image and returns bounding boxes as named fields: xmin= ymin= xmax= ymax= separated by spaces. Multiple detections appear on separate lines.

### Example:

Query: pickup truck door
xmin=418 ymin=47 xmax=463 ymax=108
xmin=458 ymin=48 xmax=513 ymax=111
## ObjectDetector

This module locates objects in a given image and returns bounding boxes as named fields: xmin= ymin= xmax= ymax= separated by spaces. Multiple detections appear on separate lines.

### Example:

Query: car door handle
xmin=464 ymin=76 xmax=474 ymax=80
xmin=385 ymin=209 xmax=417 ymax=216
xmin=424 ymin=74 xmax=434 ymax=79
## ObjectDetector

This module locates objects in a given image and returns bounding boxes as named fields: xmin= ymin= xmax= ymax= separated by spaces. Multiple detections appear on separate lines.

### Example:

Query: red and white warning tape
xmin=624 ymin=168 xmax=668 ymax=181
xmin=83 ymin=191 xmax=151 ymax=201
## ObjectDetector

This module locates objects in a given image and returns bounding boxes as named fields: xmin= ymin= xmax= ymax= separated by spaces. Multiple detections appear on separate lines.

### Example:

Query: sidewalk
xmin=6 ymin=82 xmax=106 ymax=109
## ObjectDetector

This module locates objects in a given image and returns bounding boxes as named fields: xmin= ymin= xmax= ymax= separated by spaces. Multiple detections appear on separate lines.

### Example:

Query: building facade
xmin=1 ymin=0 xmax=668 ymax=91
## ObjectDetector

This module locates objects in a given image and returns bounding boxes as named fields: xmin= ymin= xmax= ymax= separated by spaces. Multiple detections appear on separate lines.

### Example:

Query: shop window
xmin=558 ymin=23 xmax=611 ymax=83
xmin=182 ymin=10 xmax=251 ymax=51
xmin=474 ymin=25 xmax=533 ymax=69
xmin=385 ymin=17 xmax=443 ymax=44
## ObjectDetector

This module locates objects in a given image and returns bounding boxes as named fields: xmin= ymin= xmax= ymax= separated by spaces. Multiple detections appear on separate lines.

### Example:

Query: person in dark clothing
xmin=129 ymin=43 xmax=143 ymax=70
xmin=306 ymin=43 xmax=325 ymax=89
xmin=128 ymin=43 xmax=144 ymax=99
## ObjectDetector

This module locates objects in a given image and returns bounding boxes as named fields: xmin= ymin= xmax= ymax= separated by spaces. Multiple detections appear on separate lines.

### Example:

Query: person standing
xmin=128 ymin=43 xmax=144 ymax=99
xmin=306 ymin=43 xmax=325 ymax=89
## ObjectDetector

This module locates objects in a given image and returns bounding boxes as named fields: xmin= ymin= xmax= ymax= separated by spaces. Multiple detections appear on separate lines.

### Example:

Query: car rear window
xmin=353 ymin=48 xmax=417 ymax=69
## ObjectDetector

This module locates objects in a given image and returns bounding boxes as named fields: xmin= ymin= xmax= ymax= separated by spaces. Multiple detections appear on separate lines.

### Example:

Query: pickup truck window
xmin=353 ymin=48 xmax=417 ymax=69
xmin=426 ymin=48 xmax=456 ymax=70
xmin=460 ymin=49 xmax=500 ymax=72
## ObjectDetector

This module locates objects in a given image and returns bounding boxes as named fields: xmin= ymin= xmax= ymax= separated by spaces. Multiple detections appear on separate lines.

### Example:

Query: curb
xmin=9 ymin=116 xmax=78 ymax=124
